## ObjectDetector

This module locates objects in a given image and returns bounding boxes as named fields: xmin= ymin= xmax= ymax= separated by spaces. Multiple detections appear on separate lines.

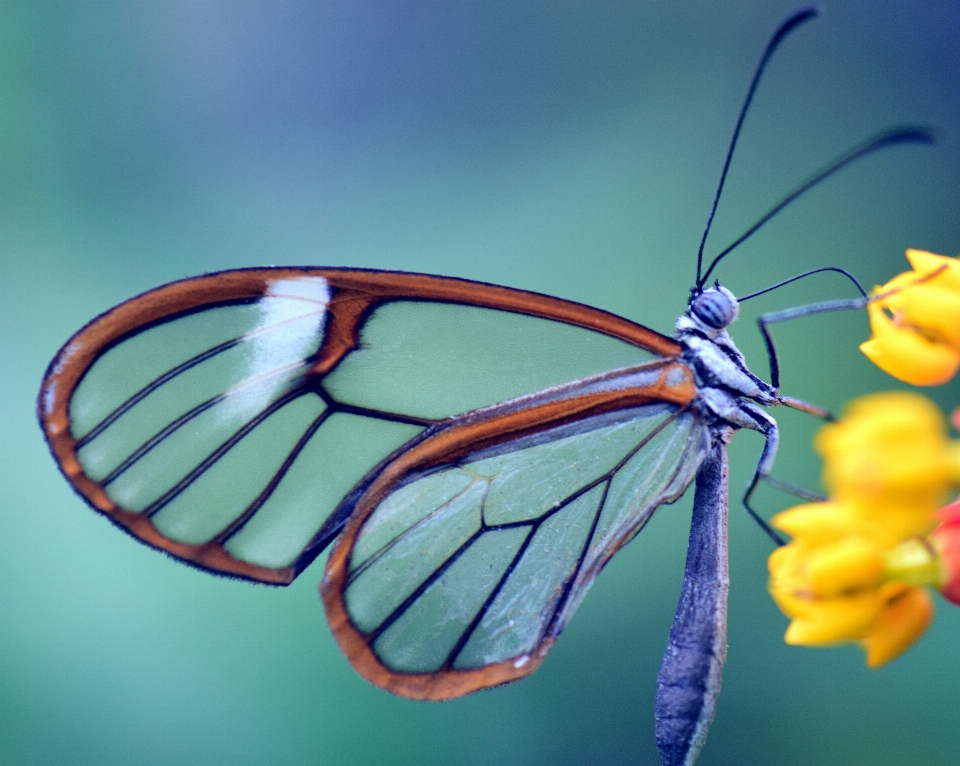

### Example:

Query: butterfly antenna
xmin=694 ymin=7 xmax=821 ymax=289
xmin=699 ymin=126 xmax=935 ymax=285
xmin=736 ymin=266 xmax=868 ymax=302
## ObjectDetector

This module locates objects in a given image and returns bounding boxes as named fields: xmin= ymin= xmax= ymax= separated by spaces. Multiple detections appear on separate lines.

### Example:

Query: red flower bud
xmin=930 ymin=499 xmax=960 ymax=606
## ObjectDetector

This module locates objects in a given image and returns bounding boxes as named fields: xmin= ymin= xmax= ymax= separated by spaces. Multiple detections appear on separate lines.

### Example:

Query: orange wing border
xmin=38 ymin=267 xmax=683 ymax=585
xmin=321 ymin=359 xmax=698 ymax=700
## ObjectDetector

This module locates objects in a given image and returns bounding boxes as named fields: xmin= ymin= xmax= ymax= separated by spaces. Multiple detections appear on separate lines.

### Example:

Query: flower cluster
xmin=768 ymin=392 xmax=960 ymax=667
xmin=860 ymin=250 xmax=960 ymax=386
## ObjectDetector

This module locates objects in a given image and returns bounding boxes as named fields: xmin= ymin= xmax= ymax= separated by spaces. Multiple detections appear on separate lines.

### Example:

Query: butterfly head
xmin=688 ymin=284 xmax=740 ymax=332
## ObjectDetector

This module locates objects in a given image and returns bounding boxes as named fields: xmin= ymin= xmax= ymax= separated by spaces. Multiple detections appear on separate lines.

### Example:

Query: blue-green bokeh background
xmin=3 ymin=2 xmax=959 ymax=764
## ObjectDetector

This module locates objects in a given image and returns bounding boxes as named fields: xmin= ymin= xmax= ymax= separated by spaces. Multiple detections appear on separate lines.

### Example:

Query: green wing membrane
xmin=44 ymin=270 xmax=667 ymax=580
xmin=324 ymin=300 xmax=657 ymax=420
xmin=334 ymin=404 xmax=707 ymax=684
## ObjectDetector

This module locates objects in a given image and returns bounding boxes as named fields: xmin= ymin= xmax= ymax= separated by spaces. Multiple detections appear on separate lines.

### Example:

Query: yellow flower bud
xmin=814 ymin=392 xmax=960 ymax=528
xmin=860 ymin=250 xmax=960 ymax=386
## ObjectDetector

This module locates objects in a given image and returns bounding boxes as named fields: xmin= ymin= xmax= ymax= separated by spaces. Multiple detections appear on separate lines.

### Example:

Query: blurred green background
xmin=2 ymin=2 xmax=959 ymax=765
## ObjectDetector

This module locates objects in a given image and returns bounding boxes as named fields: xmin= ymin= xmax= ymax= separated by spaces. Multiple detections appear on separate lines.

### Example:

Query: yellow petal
xmin=873 ymin=252 xmax=960 ymax=349
xmin=784 ymin=592 xmax=883 ymax=645
xmin=816 ymin=391 xmax=956 ymax=508
xmin=806 ymin=538 xmax=884 ymax=597
xmin=771 ymin=503 xmax=861 ymax=543
xmin=861 ymin=585 xmax=933 ymax=668
xmin=905 ymin=250 xmax=960 ymax=293
xmin=830 ymin=450 xmax=954 ymax=497
xmin=767 ymin=543 xmax=797 ymax=578
xmin=816 ymin=391 xmax=946 ymax=457
xmin=860 ymin=303 xmax=960 ymax=386
xmin=848 ymin=499 xmax=942 ymax=540
xmin=884 ymin=283 xmax=960 ymax=346
xmin=769 ymin=581 xmax=811 ymax=621
xmin=768 ymin=546 xmax=813 ymax=619
xmin=876 ymin=271 xmax=921 ymax=295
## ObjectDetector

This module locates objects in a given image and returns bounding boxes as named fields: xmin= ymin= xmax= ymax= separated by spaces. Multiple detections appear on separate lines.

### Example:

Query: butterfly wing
xmin=322 ymin=364 xmax=708 ymax=700
xmin=39 ymin=267 xmax=679 ymax=585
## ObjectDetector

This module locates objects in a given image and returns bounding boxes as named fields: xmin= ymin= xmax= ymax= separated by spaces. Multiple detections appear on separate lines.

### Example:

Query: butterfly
xmin=39 ymin=262 xmax=739 ymax=759
xmin=35 ymin=9 xmax=933 ymax=766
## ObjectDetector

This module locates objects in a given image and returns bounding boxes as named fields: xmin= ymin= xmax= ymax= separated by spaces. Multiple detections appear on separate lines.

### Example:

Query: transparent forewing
xmin=52 ymin=280 xmax=430 ymax=577
xmin=41 ymin=267 xmax=680 ymax=583
xmin=323 ymin=300 xmax=658 ymax=420
xmin=327 ymin=403 xmax=708 ymax=696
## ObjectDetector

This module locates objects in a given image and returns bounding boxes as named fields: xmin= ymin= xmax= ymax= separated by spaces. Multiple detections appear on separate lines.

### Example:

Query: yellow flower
xmin=767 ymin=392 xmax=960 ymax=667
xmin=860 ymin=250 xmax=960 ymax=386
xmin=815 ymin=391 xmax=960 ymax=538
xmin=768 ymin=506 xmax=937 ymax=667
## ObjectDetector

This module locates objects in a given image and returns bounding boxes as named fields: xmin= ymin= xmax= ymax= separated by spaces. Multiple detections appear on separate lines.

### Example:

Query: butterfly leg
xmin=762 ymin=474 xmax=826 ymax=503
xmin=756 ymin=262 xmax=947 ymax=393
xmin=756 ymin=296 xmax=867 ymax=391
xmin=700 ymin=390 xmax=785 ymax=544
xmin=779 ymin=395 xmax=833 ymax=421
xmin=732 ymin=402 xmax=788 ymax=546
xmin=737 ymin=400 xmax=832 ymax=544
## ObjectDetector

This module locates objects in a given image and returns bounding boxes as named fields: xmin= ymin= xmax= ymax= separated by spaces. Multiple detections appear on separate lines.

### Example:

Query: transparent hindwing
xmin=324 ymin=401 xmax=709 ymax=699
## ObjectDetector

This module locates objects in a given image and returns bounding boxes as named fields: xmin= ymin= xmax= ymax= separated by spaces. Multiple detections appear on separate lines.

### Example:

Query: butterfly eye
xmin=690 ymin=287 xmax=739 ymax=330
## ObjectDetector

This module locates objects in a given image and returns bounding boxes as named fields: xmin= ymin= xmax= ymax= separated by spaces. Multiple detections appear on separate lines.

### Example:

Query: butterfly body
xmin=676 ymin=287 xmax=783 ymax=502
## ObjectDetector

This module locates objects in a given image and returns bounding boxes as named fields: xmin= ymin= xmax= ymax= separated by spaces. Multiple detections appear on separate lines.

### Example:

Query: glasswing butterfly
xmin=36 ymin=8 xmax=933 ymax=765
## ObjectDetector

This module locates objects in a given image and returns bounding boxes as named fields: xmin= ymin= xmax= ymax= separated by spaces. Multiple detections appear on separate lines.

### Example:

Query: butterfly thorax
xmin=674 ymin=286 xmax=778 ymax=431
